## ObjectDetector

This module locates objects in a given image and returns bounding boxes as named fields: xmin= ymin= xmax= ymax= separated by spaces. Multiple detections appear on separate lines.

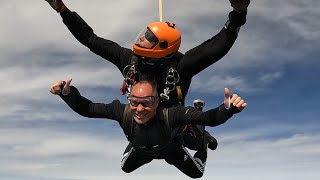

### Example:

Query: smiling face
xmin=129 ymin=81 xmax=159 ymax=124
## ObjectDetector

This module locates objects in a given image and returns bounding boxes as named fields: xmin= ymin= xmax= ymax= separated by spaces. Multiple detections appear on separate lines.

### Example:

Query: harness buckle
xmin=160 ymin=88 xmax=170 ymax=101
xmin=160 ymin=93 xmax=170 ymax=101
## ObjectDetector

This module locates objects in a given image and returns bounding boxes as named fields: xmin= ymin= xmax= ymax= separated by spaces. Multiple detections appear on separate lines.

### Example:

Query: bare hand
xmin=224 ymin=88 xmax=247 ymax=111
xmin=50 ymin=78 xmax=72 ymax=95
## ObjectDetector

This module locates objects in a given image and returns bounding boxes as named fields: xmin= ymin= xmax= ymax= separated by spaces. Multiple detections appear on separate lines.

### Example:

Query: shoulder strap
xmin=163 ymin=107 xmax=184 ymax=143
xmin=121 ymin=104 xmax=134 ymax=141
xmin=163 ymin=108 xmax=169 ymax=127
xmin=162 ymin=107 xmax=174 ymax=139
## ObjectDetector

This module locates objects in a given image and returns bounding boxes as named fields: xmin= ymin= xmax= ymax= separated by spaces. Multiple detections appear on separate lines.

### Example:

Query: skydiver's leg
xmin=181 ymin=124 xmax=203 ymax=151
xmin=182 ymin=99 xmax=218 ymax=151
xmin=120 ymin=143 xmax=152 ymax=173
xmin=165 ymin=144 xmax=206 ymax=178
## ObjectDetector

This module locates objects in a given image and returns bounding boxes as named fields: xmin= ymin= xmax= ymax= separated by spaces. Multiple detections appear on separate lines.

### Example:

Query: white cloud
xmin=1 ymin=0 xmax=320 ymax=179
xmin=259 ymin=71 xmax=283 ymax=83
xmin=191 ymin=74 xmax=257 ymax=94
xmin=1 ymin=126 xmax=319 ymax=180
xmin=0 ymin=63 xmax=123 ymax=122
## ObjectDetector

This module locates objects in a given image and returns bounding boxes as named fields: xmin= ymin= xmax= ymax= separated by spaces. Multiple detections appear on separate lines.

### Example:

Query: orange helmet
xmin=133 ymin=22 xmax=181 ymax=59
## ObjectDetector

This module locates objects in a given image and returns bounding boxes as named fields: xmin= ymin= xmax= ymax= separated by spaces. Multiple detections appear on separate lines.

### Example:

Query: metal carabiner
xmin=160 ymin=88 xmax=170 ymax=101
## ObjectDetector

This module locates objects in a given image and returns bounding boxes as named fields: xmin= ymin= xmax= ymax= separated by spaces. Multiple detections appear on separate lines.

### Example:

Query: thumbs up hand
xmin=224 ymin=88 xmax=247 ymax=111
xmin=50 ymin=78 xmax=72 ymax=95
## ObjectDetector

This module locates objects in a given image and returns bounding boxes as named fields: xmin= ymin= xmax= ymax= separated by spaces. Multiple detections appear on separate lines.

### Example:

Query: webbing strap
xmin=121 ymin=104 xmax=134 ymax=140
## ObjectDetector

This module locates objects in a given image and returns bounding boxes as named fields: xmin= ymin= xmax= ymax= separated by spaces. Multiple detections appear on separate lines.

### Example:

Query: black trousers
xmin=120 ymin=142 xmax=207 ymax=178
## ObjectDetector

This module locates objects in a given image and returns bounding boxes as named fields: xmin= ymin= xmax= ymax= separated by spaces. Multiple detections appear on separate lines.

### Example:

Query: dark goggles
xmin=145 ymin=29 xmax=159 ymax=43
xmin=128 ymin=95 xmax=156 ymax=107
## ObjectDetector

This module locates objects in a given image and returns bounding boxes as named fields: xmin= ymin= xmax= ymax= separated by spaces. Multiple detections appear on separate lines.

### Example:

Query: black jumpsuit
xmin=60 ymin=86 xmax=237 ymax=178
xmin=59 ymin=8 xmax=247 ymax=105
xmin=58 ymin=8 xmax=246 ymax=149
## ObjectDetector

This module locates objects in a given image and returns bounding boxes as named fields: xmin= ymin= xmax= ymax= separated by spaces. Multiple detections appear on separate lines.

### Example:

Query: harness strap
xmin=121 ymin=55 xmax=184 ymax=104
xmin=120 ymin=55 xmax=139 ymax=95
xmin=176 ymin=86 xmax=182 ymax=100
xmin=122 ymin=105 xmax=173 ymax=141
xmin=160 ymin=67 xmax=180 ymax=101
xmin=162 ymin=108 xmax=171 ymax=139
xmin=121 ymin=104 xmax=135 ymax=140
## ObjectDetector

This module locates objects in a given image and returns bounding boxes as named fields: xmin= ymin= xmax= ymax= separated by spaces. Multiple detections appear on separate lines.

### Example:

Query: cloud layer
xmin=1 ymin=0 xmax=319 ymax=179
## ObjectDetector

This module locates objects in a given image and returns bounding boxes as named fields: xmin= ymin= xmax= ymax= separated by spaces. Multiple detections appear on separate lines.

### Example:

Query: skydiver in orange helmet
xmin=44 ymin=0 xmax=250 ymax=167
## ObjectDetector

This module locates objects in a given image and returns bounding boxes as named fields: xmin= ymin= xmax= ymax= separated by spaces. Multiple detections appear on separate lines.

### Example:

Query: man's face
xmin=135 ymin=28 xmax=158 ymax=49
xmin=129 ymin=82 xmax=159 ymax=124
xmin=138 ymin=35 xmax=157 ymax=49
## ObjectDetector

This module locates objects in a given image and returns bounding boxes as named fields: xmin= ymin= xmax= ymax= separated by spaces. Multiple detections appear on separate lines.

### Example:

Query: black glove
xmin=45 ymin=0 xmax=67 ymax=13
xmin=229 ymin=0 xmax=250 ymax=13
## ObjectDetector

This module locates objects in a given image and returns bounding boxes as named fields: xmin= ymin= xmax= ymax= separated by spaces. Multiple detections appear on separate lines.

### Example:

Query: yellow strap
xmin=159 ymin=0 xmax=163 ymax=22
xmin=176 ymin=86 xmax=182 ymax=100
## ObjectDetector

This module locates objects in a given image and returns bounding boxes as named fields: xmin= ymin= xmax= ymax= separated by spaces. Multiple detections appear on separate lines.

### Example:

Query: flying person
xmin=44 ymin=0 xmax=250 ymax=160
xmin=50 ymin=77 xmax=247 ymax=178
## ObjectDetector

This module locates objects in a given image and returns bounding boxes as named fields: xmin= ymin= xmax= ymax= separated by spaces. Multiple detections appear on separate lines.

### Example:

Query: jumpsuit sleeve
xmin=59 ymin=86 xmax=125 ymax=122
xmin=60 ymin=8 xmax=133 ymax=72
xmin=171 ymin=104 xmax=239 ymax=127
xmin=177 ymin=11 xmax=247 ymax=78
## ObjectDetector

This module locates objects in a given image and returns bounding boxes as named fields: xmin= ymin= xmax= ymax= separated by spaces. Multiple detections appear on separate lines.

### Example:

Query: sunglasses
xmin=128 ymin=95 xmax=157 ymax=107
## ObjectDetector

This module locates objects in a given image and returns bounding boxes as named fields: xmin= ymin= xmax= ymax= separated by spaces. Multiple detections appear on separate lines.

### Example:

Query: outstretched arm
xmin=50 ymin=78 xmax=125 ymax=120
xmin=44 ymin=0 xmax=133 ymax=71
xmin=172 ymin=88 xmax=247 ymax=127
xmin=178 ymin=0 xmax=250 ymax=78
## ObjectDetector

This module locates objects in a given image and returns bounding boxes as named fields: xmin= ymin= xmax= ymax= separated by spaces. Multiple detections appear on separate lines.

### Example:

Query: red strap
xmin=120 ymin=81 xmax=127 ymax=95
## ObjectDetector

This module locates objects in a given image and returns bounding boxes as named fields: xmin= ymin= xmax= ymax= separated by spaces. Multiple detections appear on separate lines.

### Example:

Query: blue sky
xmin=1 ymin=0 xmax=320 ymax=179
